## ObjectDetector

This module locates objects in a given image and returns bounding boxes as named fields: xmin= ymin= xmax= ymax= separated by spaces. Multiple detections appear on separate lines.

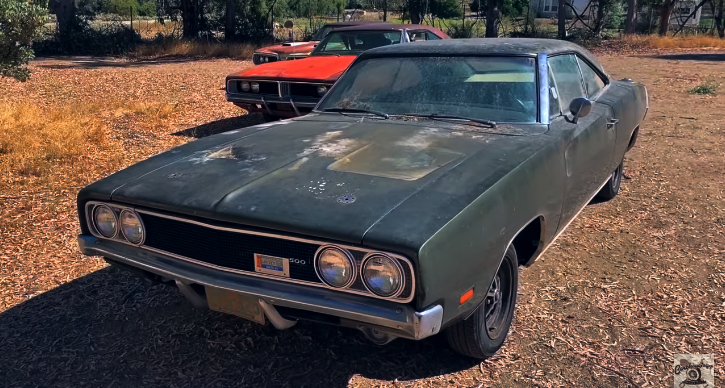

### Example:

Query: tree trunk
xmin=54 ymin=0 xmax=76 ymax=35
xmin=225 ymin=0 xmax=235 ymax=40
xmin=383 ymin=0 xmax=388 ymax=21
xmin=624 ymin=0 xmax=637 ymax=33
xmin=409 ymin=0 xmax=422 ymax=23
xmin=657 ymin=0 xmax=675 ymax=36
xmin=181 ymin=0 xmax=199 ymax=38
xmin=558 ymin=0 xmax=567 ymax=38
xmin=715 ymin=0 xmax=725 ymax=37
xmin=485 ymin=0 xmax=501 ymax=37
xmin=594 ymin=0 xmax=605 ymax=37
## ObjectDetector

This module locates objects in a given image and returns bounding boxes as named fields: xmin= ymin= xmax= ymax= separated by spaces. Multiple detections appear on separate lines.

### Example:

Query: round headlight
xmin=315 ymin=246 xmax=355 ymax=288
xmin=264 ymin=56 xmax=269 ymax=63
xmin=241 ymin=81 xmax=250 ymax=92
xmin=362 ymin=254 xmax=403 ymax=297
xmin=317 ymin=85 xmax=328 ymax=96
xmin=119 ymin=210 xmax=144 ymax=245
xmin=251 ymin=82 xmax=260 ymax=93
xmin=93 ymin=205 xmax=118 ymax=238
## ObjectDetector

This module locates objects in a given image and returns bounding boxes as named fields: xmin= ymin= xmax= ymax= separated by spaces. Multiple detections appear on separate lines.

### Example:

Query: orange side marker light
xmin=459 ymin=288 xmax=474 ymax=305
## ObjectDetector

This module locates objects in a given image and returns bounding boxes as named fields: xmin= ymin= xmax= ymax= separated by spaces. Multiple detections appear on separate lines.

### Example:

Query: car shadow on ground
xmin=0 ymin=266 xmax=477 ymax=387
xmin=650 ymin=53 xmax=725 ymax=62
xmin=173 ymin=113 xmax=267 ymax=138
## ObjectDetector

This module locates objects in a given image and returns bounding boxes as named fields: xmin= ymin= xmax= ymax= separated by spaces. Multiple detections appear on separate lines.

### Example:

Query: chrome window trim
xmin=313 ymin=245 xmax=358 ymax=289
xmin=537 ymin=52 xmax=549 ymax=125
xmin=360 ymin=252 xmax=406 ymax=299
xmin=83 ymin=201 xmax=416 ymax=303
xmin=119 ymin=209 xmax=146 ymax=246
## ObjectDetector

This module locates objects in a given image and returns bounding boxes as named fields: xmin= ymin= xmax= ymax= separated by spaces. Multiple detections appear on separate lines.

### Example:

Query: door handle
xmin=606 ymin=118 xmax=619 ymax=129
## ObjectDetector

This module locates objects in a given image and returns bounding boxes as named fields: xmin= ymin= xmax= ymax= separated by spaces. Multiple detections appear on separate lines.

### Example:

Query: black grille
xmin=142 ymin=214 xmax=321 ymax=283
xmin=139 ymin=213 xmax=413 ymax=300
xmin=257 ymin=81 xmax=279 ymax=95
xmin=290 ymin=83 xmax=324 ymax=98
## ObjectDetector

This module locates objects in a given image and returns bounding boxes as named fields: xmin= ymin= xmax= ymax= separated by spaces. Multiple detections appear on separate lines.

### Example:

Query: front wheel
xmin=445 ymin=245 xmax=519 ymax=359
xmin=596 ymin=159 xmax=624 ymax=201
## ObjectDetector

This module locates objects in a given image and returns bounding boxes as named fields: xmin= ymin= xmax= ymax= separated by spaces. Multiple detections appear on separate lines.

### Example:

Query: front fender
xmin=416 ymin=140 xmax=565 ymax=326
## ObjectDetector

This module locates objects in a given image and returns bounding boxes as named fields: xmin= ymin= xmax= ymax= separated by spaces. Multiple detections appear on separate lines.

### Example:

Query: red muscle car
xmin=227 ymin=24 xmax=449 ymax=120
xmin=252 ymin=21 xmax=382 ymax=65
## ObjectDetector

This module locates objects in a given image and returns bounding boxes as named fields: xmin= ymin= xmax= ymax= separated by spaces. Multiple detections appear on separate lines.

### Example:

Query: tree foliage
xmin=0 ymin=0 xmax=48 ymax=81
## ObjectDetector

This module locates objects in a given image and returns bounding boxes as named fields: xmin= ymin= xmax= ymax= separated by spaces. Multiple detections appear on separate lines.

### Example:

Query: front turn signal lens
xmin=459 ymin=288 xmax=474 ymax=305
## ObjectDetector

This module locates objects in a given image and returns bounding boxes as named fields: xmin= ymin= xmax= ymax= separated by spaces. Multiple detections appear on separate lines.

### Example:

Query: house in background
xmin=533 ymin=0 xmax=590 ymax=18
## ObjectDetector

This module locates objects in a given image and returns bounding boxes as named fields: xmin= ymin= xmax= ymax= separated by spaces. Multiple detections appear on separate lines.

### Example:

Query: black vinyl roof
xmin=358 ymin=38 xmax=605 ymax=72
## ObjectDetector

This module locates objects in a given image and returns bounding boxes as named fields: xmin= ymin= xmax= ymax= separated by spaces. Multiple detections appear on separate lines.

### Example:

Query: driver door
xmin=548 ymin=54 xmax=617 ymax=225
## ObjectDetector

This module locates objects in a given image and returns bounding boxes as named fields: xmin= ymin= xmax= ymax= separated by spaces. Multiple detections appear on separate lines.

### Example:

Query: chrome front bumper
xmin=78 ymin=235 xmax=443 ymax=340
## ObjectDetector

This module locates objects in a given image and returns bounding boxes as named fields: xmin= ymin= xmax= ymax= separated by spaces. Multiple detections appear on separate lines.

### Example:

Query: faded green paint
xmin=77 ymin=41 xmax=648 ymax=331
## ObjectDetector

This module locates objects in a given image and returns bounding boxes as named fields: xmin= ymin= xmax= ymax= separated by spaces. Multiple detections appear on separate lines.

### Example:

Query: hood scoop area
xmin=328 ymin=143 xmax=463 ymax=181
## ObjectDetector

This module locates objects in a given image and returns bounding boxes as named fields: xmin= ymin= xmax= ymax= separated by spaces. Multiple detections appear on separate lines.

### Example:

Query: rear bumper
xmin=226 ymin=93 xmax=318 ymax=118
xmin=78 ymin=235 xmax=443 ymax=340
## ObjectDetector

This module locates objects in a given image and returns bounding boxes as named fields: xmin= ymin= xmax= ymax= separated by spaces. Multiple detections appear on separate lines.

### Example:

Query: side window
xmin=548 ymin=54 xmax=585 ymax=114
xmin=576 ymin=56 xmax=606 ymax=97
xmin=549 ymin=68 xmax=561 ymax=118
xmin=408 ymin=30 xmax=426 ymax=41
xmin=426 ymin=32 xmax=442 ymax=40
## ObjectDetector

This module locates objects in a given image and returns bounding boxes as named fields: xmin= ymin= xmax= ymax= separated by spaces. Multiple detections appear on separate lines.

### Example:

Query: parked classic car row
xmin=227 ymin=23 xmax=449 ymax=120
xmin=251 ymin=21 xmax=380 ymax=65
xmin=78 ymin=37 xmax=647 ymax=359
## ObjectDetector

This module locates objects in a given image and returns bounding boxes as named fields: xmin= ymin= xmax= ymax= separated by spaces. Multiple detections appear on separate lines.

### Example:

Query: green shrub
xmin=0 ymin=0 xmax=48 ymax=81
xmin=138 ymin=0 xmax=155 ymax=16
xmin=689 ymin=79 xmax=720 ymax=95
xmin=106 ymin=0 xmax=140 ymax=17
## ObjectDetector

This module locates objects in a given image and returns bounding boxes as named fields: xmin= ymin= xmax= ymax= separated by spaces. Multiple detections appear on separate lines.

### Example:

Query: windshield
xmin=311 ymin=25 xmax=334 ymax=41
xmin=317 ymin=56 xmax=539 ymax=123
xmin=312 ymin=31 xmax=402 ymax=56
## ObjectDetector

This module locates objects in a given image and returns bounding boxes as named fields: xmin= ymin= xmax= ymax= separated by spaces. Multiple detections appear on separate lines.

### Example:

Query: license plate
xmin=254 ymin=253 xmax=290 ymax=278
xmin=206 ymin=287 xmax=265 ymax=324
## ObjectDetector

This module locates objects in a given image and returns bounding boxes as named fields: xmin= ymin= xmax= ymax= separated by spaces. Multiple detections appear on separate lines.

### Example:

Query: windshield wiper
xmin=401 ymin=113 xmax=496 ymax=128
xmin=322 ymin=107 xmax=389 ymax=119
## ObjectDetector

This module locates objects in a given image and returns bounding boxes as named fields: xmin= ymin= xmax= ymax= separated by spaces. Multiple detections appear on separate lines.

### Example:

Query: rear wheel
xmin=445 ymin=245 xmax=519 ymax=359
xmin=596 ymin=159 xmax=624 ymax=201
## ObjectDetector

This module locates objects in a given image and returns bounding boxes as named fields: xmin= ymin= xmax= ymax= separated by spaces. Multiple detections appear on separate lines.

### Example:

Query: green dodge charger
xmin=77 ymin=38 xmax=648 ymax=359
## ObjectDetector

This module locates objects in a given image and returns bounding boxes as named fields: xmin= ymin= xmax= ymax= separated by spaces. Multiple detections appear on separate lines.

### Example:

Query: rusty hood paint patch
xmin=328 ymin=140 xmax=463 ymax=181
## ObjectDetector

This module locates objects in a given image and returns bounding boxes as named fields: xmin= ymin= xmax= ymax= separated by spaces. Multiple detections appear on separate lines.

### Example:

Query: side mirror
xmin=569 ymin=97 xmax=592 ymax=124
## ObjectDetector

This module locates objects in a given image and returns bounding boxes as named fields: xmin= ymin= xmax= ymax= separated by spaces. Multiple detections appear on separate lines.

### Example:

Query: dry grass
xmin=0 ymin=100 xmax=181 ymax=172
xmin=110 ymin=101 xmax=182 ymax=131
xmin=619 ymin=34 xmax=725 ymax=49
xmin=132 ymin=40 xmax=257 ymax=59
xmin=0 ymin=104 xmax=118 ymax=179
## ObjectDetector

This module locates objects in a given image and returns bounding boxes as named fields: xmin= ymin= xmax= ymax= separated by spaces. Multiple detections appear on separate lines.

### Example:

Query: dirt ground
xmin=0 ymin=51 xmax=723 ymax=388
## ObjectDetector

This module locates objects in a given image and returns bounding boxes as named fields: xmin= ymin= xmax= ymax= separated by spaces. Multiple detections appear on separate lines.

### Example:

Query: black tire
xmin=445 ymin=245 xmax=519 ymax=359
xmin=596 ymin=159 xmax=624 ymax=201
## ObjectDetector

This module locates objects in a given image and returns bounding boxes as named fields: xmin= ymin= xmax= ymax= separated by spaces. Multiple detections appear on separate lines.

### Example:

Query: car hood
xmin=88 ymin=115 xmax=550 ymax=251
xmin=228 ymin=55 xmax=356 ymax=83
xmin=257 ymin=41 xmax=319 ymax=55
